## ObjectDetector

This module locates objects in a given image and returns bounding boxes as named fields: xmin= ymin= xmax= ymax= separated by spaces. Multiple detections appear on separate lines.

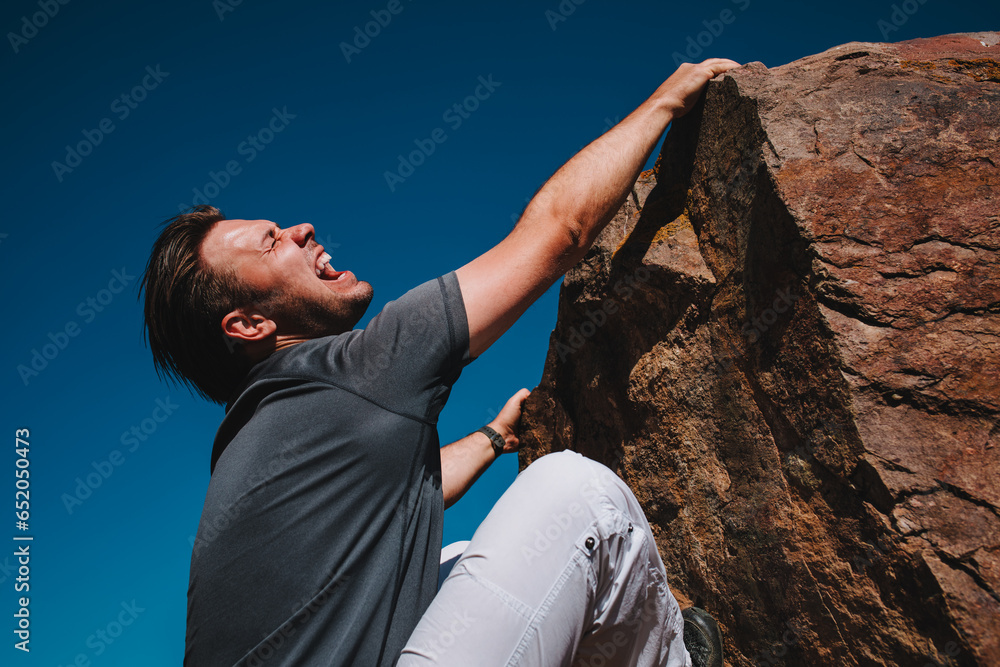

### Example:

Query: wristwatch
xmin=477 ymin=425 xmax=506 ymax=458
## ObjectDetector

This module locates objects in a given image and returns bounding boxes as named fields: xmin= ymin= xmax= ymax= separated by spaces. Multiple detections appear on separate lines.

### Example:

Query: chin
xmin=274 ymin=281 xmax=375 ymax=338
xmin=345 ymin=279 xmax=375 ymax=324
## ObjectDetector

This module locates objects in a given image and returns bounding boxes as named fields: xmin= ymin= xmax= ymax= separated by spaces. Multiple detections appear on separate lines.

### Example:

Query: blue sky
xmin=1 ymin=0 xmax=995 ymax=663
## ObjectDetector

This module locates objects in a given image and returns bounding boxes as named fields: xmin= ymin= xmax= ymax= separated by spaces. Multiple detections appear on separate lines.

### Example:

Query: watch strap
xmin=477 ymin=425 xmax=506 ymax=458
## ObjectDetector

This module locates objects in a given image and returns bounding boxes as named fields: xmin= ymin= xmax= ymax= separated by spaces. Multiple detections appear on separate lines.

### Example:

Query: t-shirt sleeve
xmin=334 ymin=270 xmax=474 ymax=421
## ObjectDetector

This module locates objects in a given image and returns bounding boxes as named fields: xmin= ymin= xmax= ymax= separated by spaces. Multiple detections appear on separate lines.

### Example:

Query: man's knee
xmin=521 ymin=449 xmax=626 ymax=508
xmin=523 ymin=449 xmax=608 ymax=482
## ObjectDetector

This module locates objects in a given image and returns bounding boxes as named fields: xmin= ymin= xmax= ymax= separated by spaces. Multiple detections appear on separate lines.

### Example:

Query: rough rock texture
xmin=519 ymin=33 xmax=1000 ymax=666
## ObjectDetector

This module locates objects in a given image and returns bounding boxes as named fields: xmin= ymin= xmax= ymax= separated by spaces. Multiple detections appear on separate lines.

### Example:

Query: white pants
xmin=399 ymin=450 xmax=691 ymax=667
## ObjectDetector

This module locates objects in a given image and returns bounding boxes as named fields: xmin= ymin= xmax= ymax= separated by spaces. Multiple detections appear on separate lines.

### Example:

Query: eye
xmin=269 ymin=228 xmax=278 ymax=248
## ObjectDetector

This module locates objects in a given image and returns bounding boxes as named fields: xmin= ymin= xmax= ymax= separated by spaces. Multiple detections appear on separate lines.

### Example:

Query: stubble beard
xmin=266 ymin=279 xmax=375 ymax=339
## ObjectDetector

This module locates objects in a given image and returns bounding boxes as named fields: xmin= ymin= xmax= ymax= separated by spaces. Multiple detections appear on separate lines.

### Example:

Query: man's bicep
xmin=456 ymin=221 xmax=582 ymax=359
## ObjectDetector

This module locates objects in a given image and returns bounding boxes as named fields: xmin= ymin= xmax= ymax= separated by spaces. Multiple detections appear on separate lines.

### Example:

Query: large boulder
xmin=519 ymin=33 xmax=1000 ymax=666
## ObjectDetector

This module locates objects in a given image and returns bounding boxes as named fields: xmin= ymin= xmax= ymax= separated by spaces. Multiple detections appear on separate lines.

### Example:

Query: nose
xmin=287 ymin=223 xmax=315 ymax=247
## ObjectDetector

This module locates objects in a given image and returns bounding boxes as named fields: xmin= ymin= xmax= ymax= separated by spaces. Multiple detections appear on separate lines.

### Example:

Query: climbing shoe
xmin=682 ymin=606 xmax=723 ymax=667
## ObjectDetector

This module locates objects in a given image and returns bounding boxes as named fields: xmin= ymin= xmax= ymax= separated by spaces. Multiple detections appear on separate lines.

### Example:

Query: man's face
xmin=200 ymin=218 xmax=374 ymax=339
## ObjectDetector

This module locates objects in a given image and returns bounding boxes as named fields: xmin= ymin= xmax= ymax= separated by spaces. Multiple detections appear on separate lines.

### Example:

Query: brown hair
xmin=140 ymin=206 xmax=274 ymax=404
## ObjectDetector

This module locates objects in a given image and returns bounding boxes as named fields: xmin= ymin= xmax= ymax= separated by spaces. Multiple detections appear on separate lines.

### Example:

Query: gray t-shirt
xmin=185 ymin=271 xmax=473 ymax=666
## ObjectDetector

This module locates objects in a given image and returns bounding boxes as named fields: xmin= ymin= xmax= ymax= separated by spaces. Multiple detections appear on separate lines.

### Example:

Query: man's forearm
xmin=440 ymin=429 xmax=497 ymax=509
xmin=516 ymin=92 xmax=675 ymax=250
xmin=440 ymin=390 xmax=528 ymax=509
xmin=516 ymin=60 xmax=739 ymax=252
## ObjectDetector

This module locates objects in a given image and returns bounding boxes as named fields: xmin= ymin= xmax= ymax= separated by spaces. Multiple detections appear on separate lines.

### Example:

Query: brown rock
xmin=520 ymin=33 xmax=1000 ymax=666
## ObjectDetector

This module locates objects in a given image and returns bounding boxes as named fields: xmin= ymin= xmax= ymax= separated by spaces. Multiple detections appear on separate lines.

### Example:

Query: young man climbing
xmin=141 ymin=57 xmax=739 ymax=666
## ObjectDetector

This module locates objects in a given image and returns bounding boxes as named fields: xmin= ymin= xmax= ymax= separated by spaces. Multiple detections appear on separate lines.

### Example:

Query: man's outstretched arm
xmin=441 ymin=389 xmax=529 ymax=509
xmin=455 ymin=58 xmax=740 ymax=359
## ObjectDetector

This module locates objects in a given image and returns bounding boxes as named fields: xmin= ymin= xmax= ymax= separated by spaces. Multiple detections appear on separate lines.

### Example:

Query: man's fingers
xmin=655 ymin=57 xmax=742 ymax=118
xmin=509 ymin=388 xmax=531 ymax=406
xmin=698 ymin=58 xmax=742 ymax=76
xmin=496 ymin=388 xmax=531 ymax=421
xmin=699 ymin=57 xmax=741 ymax=66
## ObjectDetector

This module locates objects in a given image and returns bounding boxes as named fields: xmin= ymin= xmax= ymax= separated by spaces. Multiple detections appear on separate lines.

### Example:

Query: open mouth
xmin=315 ymin=251 xmax=350 ymax=282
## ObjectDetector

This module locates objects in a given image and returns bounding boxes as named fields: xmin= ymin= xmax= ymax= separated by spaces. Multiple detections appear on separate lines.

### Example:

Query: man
xmin=141 ymin=58 xmax=739 ymax=666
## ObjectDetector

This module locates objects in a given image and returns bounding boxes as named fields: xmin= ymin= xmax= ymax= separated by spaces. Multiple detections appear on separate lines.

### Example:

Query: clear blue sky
xmin=2 ymin=0 xmax=994 ymax=663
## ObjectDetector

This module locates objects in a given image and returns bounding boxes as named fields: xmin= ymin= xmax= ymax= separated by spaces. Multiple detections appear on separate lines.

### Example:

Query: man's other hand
xmin=488 ymin=388 xmax=531 ymax=455
xmin=653 ymin=58 xmax=742 ymax=119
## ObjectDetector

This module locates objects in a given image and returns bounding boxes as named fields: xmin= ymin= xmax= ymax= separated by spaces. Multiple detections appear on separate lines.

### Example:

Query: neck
xmin=242 ymin=330 xmax=343 ymax=363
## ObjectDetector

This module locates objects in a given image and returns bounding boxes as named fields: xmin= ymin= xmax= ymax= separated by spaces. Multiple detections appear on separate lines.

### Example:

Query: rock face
xmin=519 ymin=33 xmax=1000 ymax=666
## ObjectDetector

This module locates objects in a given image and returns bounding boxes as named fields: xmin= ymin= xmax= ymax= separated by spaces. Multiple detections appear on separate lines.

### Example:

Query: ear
xmin=221 ymin=308 xmax=277 ymax=344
